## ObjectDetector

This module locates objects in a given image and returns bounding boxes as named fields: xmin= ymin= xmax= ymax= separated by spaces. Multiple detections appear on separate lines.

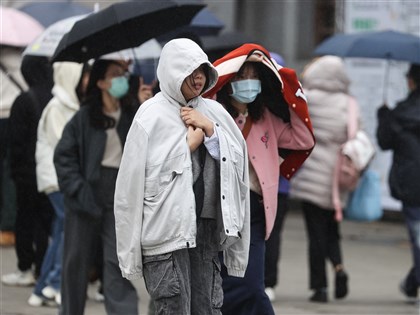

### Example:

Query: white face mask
xmin=230 ymin=79 xmax=262 ymax=104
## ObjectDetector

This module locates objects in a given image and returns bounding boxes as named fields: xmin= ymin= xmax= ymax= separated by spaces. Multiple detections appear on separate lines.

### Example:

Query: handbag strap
xmin=347 ymin=96 xmax=359 ymax=140
xmin=0 ymin=62 xmax=25 ymax=93
xmin=332 ymin=96 xmax=360 ymax=222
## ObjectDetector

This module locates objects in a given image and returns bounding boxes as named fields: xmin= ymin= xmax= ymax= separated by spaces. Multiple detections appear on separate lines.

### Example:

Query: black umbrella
xmin=201 ymin=31 xmax=257 ymax=62
xmin=157 ymin=7 xmax=224 ymax=43
xmin=52 ymin=1 xmax=204 ymax=63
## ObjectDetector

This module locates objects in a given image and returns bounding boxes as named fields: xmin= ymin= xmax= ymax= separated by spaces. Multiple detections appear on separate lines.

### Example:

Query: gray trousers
xmin=60 ymin=168 xmax=138 ymax=315
xmin=144 ymin=219 xmax=222 ymax=315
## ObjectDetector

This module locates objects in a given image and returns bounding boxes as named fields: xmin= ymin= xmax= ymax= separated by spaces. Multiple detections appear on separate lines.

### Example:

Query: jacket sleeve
xmin=216 ymin=120 xmax=251 ymax=278
xmin=8 ymin=94 xmax=32 ymax=181
xmin=114 ymin=121 xmax=147 ymax=280
xmin=376 ymin=105 xmax=402 ymax=150
xmin=36 ymin=104 xmax=61 ymax=194
xmin=274 ymin=109 xmax=315 ymax=151
xmin=53 ymin=115 xmax=85 ymax=197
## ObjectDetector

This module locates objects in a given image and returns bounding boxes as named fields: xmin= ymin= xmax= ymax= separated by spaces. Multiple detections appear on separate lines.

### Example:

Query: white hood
xmin=157 ymin=38 xmax=218 ymax=106
xmin=51 ymin=61 xmax=83 ymax=111
xmin=302 ymin=55 xmax=350 ymax=93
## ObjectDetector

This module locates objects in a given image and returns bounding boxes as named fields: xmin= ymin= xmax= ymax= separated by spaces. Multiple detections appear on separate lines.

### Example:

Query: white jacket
xmin=36 ymin=62 xmax=83 ymax=193
xmin=114 ymin=39 xmax=250 ymax=280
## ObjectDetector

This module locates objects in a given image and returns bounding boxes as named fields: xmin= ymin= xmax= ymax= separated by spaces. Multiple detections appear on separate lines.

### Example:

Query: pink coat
xmin=236 ymin=109 xmax=314 ymax=239
xmin=205 ymin=43 xmax=316 ymax=239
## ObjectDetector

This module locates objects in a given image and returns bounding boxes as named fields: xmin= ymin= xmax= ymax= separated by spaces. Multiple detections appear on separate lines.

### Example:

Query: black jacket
xmin=9 ymin=56 xmax=53 ymax=186
xmin=53 ymin=105 xmax=135 ymax=218
xmin=376 ymin=89 xmax=420 ymax=206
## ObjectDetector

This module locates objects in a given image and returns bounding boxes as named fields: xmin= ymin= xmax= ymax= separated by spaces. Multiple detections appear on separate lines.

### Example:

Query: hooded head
xmin=407 ymin=63 xmax=420 ymax=90
xmin=52 ymin=61 xmax=84 ymax=107
xmin=156 ymin=38 xmax=218 ymax=105
xmin=20 ymin=55 xmax=53 ymax=89
xmin=301 ymin=55 xmax=350 ymax=93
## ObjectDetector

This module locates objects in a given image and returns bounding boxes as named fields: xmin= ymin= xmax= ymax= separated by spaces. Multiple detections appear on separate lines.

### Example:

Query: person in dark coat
xmin=376 ymin=63 xmax=420 ymax=300
xmin=54 ymin=59 xmax=139 ymax=315
xmin=2 ymin=55 xmax=54 ymax=286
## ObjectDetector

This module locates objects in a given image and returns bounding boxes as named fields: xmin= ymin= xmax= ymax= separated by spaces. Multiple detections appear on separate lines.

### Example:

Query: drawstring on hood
xmin=157 ymin=38 xmax=218 ymax=106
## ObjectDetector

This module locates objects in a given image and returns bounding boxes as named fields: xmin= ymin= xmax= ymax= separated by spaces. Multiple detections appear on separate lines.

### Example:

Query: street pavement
xmin=1 ymin=208 xmax=419 ymax=315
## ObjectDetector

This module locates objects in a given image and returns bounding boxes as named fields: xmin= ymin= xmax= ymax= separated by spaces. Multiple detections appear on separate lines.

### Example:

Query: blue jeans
xmin=34 ymin=192 xmax=64 ymax=296
xmin=402 ymin=205 xmax=420 ymax=287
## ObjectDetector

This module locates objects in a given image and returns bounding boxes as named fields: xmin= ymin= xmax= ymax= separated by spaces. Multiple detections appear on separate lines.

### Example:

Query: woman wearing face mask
xmin=205 ymin=44 xmax=315 ymax=314
xmin=53 ymin=59 xmax=139 ymax=315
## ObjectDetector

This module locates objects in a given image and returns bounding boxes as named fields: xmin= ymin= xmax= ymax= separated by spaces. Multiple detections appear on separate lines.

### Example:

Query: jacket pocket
xmin=144 ymin=168 xmax=184 ymax=209
xmin=65 ymin=182 xmax=101 ymax=218
xmin=143 ymin=253 xmax=181 ymax=300
xmin=144 ymin=154 xmax=185 ymax=199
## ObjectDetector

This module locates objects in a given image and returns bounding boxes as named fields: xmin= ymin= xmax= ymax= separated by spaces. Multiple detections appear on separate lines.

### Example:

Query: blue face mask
xmin=230 ymin=79 xmax=262 ymax=104
xmin=108 ymin=76 xmax=129 ymax=99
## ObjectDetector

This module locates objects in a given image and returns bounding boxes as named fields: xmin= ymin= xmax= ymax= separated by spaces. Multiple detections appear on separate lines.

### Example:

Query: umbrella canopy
xmin=101 ymin=38 xmax=162 ymax=61
xmin=18 ymin=2 xmax=92 ymax=27
xmin=23 ymin=14 xmax=88 ymax=57
xmin=313 ymin=30 xmax=420 ymax=64
xmin=201 ymin=31 xmax=257 ymax=62
xmin=157 ymin=7 xmax=224 ymax=42
xmin=52 ymin=1 xmax=204 ymax=63
xmin=0 ymin=6 xmax=44 ymax=47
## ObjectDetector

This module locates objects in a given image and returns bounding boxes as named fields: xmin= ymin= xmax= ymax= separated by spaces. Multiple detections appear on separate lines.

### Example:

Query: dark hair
xmin=201 ymin=63 xmax=211 ymax=94
xmin=83 ymin=59 xmax=137 ymax=129
xmin=75 ymin=62 xmax=92 ymax=103
xmin=407 ymin=64 xmax=420 ymax=87
xmin=217 ymin=61 xmax=290 ymax=122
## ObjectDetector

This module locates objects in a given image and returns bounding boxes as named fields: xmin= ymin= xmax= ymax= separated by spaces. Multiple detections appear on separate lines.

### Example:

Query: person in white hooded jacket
xmin=114 ymin=38 xmax=250 ymax=314
xmin=28 ymin=62 xmax=83 ymax=306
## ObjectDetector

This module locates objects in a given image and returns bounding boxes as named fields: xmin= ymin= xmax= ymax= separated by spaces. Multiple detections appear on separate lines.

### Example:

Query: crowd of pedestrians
xmin=1 ymin=24 xmax=419 ymax=315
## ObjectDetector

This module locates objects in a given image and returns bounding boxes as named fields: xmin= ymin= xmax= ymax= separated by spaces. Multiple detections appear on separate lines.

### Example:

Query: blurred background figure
xmin=0 ymin=46 xmax=28 ymax=247
xmin=54 ymin=59 xmax=139 ymax=315
xmin=28 ymin=61 xmax=85 ymax=307
xmin=289 ymin=55 xmax=352 ymax=303
xmin=376 ymin=64 xmax=420 ymax=301
xmin=264 ymin=51 xmax=289 ymax=302
xmin=2 ymin=55 xmax=54 ymax=287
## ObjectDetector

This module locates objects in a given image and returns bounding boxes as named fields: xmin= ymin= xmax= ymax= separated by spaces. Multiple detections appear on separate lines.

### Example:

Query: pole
xmin=382 ymin=55 xmax=390 ymax=105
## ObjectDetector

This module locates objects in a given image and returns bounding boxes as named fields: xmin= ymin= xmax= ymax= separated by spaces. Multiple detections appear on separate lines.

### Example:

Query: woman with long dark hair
xmin=205 ymin=44 xmax=315 ymax=314
xmin=54 ymin=59 xmax=139 ymax=315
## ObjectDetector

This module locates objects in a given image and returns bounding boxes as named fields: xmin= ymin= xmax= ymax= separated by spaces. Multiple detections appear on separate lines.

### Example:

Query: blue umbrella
xmin=314 ymin=30 xmax=420 ymax=102
xmin=19 ymin=2 xmax=92 ymax=27
xmin=313 ymin=30 xmax=420 ymax=64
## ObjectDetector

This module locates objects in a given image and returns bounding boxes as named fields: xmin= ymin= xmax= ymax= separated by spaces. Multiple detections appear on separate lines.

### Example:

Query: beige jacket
xmin=290 ymin=56 xmax=355 ymax=210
